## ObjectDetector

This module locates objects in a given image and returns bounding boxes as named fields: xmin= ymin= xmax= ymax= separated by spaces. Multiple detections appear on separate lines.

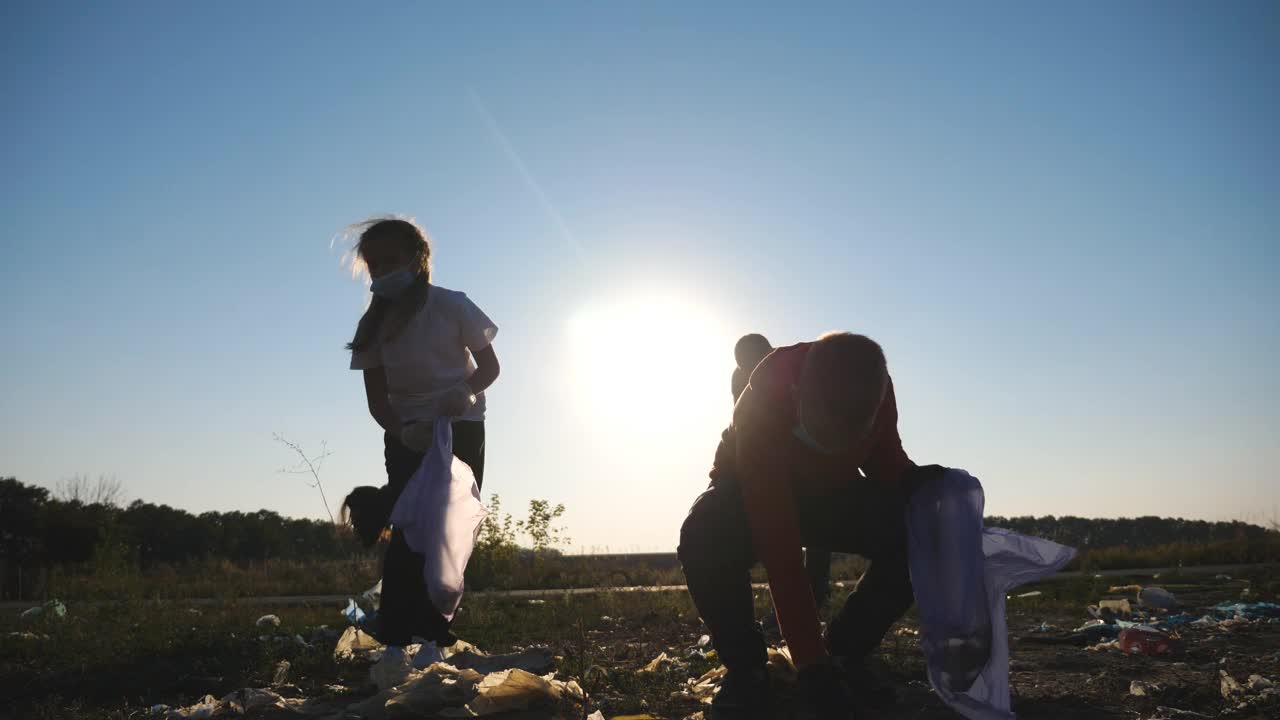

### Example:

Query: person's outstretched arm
xmin=733 ymin=370 xmax=826 ymax=668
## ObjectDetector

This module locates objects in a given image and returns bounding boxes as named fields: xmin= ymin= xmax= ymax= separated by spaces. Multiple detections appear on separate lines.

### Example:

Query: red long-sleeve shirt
xmin=709 ymin=342 xmax=913 ymax=667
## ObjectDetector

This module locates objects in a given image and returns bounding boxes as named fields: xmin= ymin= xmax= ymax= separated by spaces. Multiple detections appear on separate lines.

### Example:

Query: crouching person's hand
xmin=797 ymin=659 xmax=857 ymax=720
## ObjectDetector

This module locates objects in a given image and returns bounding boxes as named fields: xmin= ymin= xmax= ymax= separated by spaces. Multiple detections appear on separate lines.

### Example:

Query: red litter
xmin=1118 ymin=628 xmax=1178 ymax=656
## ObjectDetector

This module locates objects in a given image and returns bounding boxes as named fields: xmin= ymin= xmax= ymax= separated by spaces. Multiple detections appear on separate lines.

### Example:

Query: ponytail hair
xmin=342 ymin=217 xmax=433 ymax=352
xmin=341 ymin=485 xmax=393 ymax=548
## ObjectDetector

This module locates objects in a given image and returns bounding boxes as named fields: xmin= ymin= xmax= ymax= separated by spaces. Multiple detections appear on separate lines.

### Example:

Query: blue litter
xmin=342 ymin=598 xmax=372 ymax=627
xmin=1210 ymin=601 xmax=1280 ymax=620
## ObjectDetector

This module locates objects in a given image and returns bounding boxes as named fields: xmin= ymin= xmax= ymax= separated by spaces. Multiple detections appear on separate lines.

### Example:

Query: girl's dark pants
xmin=378 ymin=420 xmax=485 ymax=647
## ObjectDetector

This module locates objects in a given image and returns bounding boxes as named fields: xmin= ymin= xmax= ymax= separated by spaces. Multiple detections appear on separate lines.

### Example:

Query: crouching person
xmin=679 ymin=332 xmax=941 ymax=719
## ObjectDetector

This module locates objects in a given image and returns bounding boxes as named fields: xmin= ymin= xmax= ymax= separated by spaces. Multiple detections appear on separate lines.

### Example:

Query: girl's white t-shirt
xmin=349 ymin=285 xmax=498 ymax=423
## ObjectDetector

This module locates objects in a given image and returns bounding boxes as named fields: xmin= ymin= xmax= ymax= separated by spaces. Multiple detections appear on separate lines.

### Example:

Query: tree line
xmin=2 ymin=475 xmax=1276 ymax=599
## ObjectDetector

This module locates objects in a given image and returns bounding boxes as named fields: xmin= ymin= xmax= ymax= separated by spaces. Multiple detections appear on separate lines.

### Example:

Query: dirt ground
xmin=4 ymin=570 xmax=1278 ymax=719
xmin=564 ymin=576 xmax=1280 ymax=720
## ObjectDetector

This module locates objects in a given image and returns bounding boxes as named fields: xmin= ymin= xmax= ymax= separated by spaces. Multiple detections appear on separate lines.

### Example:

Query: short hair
xmin=801 ymin=332 xmax=888 ymax=431
xmin=734 ymin=333 xmax=773 ymax=370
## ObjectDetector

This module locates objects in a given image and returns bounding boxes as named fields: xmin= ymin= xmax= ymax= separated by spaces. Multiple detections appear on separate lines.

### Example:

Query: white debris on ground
xmin=639 ymin=652 xmax=682 ymax=673
xmin=1129 ymin=680 xmax=1159 ymax=697
xmin=333 ymin=626 xmax=384 ymax=661
xmin=1218 ymin=670 xmax=1279 ymax=713
xmin=255 ymin=614 xmax=281 ymax=628
xmin=158 ymin=630 xmax=580 ymax=719
xmin=675 ymin=646 xmax=795 ymax=705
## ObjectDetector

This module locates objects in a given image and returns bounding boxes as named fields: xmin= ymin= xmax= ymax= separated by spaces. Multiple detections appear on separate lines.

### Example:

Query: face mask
xmin=793 ymin=420 xmax=836 ymax=455
xmin=370 ymin=269 xmax=415 ymax=299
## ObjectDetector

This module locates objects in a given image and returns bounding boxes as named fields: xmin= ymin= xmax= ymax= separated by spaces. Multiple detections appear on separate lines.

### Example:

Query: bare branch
xmin=272 ymin=433 xmax=336 ymax=524
xmin=55 ymin=474 xmax=125 ymax=506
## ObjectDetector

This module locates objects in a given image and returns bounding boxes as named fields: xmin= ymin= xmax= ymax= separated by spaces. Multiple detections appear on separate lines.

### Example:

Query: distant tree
xmin=518 ymin=499 xmax=570 ymax=553
xmin=55 ymin=474 xmax=125 ymax=506
xmin=0 ymin=477 xmax=50 ymax=597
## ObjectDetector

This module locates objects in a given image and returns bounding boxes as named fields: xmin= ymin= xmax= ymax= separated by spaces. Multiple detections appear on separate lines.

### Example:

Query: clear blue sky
xmin=2 ymin=2 xmax=1277 ymax=552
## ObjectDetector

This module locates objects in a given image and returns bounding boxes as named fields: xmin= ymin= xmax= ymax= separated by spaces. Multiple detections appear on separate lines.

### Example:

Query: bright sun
xmin=567 ymin=295 xmax=734 ymax=438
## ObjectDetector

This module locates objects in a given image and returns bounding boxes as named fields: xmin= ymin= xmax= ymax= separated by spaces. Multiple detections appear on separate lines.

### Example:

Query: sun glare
xmin=567 ymin=295 xmax=734 ymax=438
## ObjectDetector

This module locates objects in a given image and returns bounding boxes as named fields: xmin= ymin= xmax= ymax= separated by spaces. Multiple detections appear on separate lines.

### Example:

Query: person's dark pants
xmin=805 ymin=547 xmax=833 ymax=608
xmin=378 ymin=420 xmax=486 ymax=647
xmin=677 ymin=465 xmax=942 ymax=674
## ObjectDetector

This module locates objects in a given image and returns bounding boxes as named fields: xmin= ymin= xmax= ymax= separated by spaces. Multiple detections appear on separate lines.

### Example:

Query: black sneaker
xmin=709 ymin=667 xmax=772 ymax=720
xmin=835 ymin=657 xmax=899 ymax=710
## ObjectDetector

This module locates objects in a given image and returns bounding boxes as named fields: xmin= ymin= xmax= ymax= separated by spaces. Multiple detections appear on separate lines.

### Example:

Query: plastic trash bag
xmin=907 ymin=468 xmax=1076 ymax=720
xmin=388 ymin=421 xmax=487 ymax=620
xmin=343 ymin=598 xmax=368 ymax=626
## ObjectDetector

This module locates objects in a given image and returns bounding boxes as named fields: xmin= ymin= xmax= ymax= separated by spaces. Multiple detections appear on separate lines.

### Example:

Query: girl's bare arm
xmin=362 ymin=367 xmax=403 ymax=435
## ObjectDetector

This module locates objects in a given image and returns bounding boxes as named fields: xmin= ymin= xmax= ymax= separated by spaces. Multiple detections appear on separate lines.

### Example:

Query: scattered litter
xmin=8 ymin=631 xmax=49 ymax=641
xmin=1216 ymin=670 xmax=1279 ymax=712
xmin=1162 ymin=601 xmax=1280 ymax=632
xmin=1221 ymin=670 xmax=1244 ymax=699
xmin=525 ymin=598 xmax=546 ymax=605
xmin=151 ymin=687 xmax=332 ymax=718
xmin=171 ymin=694 xmax=219 ymax=719
xmin=697 ymin=633 xmax=711 ymax=648
xmin=1012 ymin=590 xmax=1042 ymax=599
xmin=1118 ymin=628 xmax=1177 ymax=656
xmin=333 ymin=626 xmax=382 ymax=661
xmin=676 ymin=647 xmax=795 ymax=705
xmin=678 ymin=665 xmax=728 ymax=705
xmin=342 ymin=598 xmax=367 ymax=626
xmin=640 ymin=652 xmax=685 ymax=673
xmin=255 ymin=614 xmax=281 ymax=628
xmin=894 ymin=626 xmax=920 ymax=637
xmin=1211 ymin=601 xmax=1280 ymax=621
xmin=370 ymin=646 xmax=412 ymax=690
xmin=1130 ymin=680 xmax=1159 ymax=697
xmin=1098 ymin=598 xmax=1132 ymax=616
xmin=1109 ymin=584 xmax=1142 ymax=594
xmin=446 ymin=647 xmax=556 ymax=676
xmin=468 ymin=668 xmax=583 ymax=714
xmin=221 ymin=688 xmax=287 ymax=714
xmin=1151 ymin=707 xmax=1210 ymax=719
xmin=335 ymin=638 xmax=581 ymax=716
xmin=1138 ymin=586 xmax=1177 ymax=609
xmin=271 ymin=660 xmax=290 ymax=686
xmin=1214 ymin=574 xmax=1232 ymax=581
xmin=19 ymin=599 xmax=66 ymax=620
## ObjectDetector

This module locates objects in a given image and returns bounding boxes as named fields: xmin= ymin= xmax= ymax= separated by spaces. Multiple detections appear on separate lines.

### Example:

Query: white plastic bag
xmin=388 ymin=421 xmax=487 ymax=620
xmin=907 ymin=468 xmax=1076 ymax=720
